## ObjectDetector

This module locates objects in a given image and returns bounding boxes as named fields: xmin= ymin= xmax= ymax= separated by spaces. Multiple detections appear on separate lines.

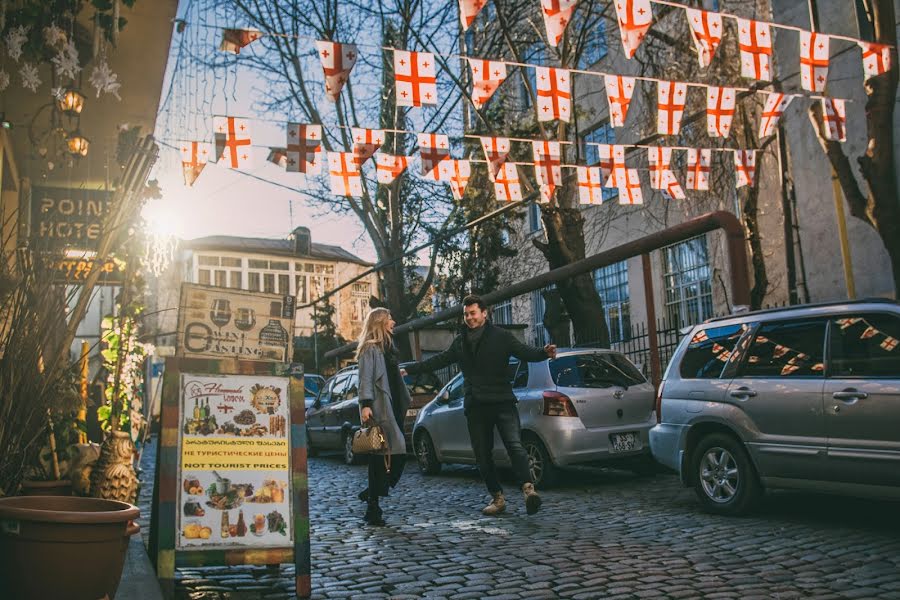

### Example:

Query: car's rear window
xmin=403 ymin=370 xmax=442 ymax=395
xmin=679 ymin=324 xmax=746 ymax=379
xmin=549 ymin=353 xmax=645 ymax=388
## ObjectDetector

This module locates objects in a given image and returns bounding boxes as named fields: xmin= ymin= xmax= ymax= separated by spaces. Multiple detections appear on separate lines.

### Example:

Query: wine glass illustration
xmin=234 ymin=307 xmax=256 ymax=331
xmin=210 ymin=299 xmax=232 ymax=331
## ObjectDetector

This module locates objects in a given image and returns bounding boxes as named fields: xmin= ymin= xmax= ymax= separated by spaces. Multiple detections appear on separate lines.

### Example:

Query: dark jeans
xmin=367 ymin=453 xmax=407 ymax=498
xmin=466 ymin=402 xmax=532 ymax=495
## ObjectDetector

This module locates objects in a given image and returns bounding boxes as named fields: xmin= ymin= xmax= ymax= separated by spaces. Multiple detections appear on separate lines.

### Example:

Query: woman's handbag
xmin=352 ymin=419 xmax=388 ymax=455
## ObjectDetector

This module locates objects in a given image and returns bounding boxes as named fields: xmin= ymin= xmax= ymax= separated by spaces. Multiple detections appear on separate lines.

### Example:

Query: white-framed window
xmin=582 ymin=122 xmax=618 ymax=202
xmin=196 ymin=254 xmax=244 ymax=289
xmin=492 ymin=299 xmax=513 ymax=325
xmin=350 ymin=282 xmax=371 ymax=322
xmin=663 ymin=235 xmax=714 ymax=327
xmin=594 ymin=261 xmax=630 ymax=343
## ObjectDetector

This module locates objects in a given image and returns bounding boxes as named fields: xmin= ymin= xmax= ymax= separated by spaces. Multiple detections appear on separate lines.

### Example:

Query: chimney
xmin=292 ymin=226 xmax=311 ymax=256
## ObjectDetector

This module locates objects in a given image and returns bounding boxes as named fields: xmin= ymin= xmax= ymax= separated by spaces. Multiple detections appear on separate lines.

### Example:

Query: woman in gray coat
xmin=355 ymin=307 xmax=410 ymax=526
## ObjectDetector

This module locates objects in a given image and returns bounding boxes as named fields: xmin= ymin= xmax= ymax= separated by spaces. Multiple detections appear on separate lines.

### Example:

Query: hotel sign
xmin=31 ymin=186 xmax=112 ymax=252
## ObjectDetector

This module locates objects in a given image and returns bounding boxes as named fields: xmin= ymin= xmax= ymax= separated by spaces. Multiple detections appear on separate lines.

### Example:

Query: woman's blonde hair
xmin=354 ymin=307 xmax=392 ymax=360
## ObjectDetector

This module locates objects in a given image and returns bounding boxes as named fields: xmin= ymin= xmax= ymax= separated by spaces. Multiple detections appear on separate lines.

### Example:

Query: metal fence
xmin=573 ymin=318 xmax=686 ymax=383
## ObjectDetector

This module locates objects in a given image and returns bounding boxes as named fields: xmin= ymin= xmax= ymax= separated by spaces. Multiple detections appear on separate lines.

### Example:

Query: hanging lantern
xmin=66 ymin=131 xmax=90 ymax=156
xmin=57 ymin=88 xmax=86 ymax=115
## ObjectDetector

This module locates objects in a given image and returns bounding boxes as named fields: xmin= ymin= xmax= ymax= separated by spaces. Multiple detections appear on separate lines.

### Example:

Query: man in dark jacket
xmin=405 ymin=294 xmax=556 ymax=516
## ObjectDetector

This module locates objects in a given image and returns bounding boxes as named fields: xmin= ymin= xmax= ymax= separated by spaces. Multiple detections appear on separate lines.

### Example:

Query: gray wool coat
xmin=357 ymin=345 xmax=409 ymax=455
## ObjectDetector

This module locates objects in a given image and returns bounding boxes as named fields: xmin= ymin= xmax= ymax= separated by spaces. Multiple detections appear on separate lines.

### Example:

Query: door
xmin=727 ymin=318 xmax=828 ymax=481
xmin=433 ymin=375 xmax=472 ymax=461
xmin=824 ymin=312 xmax=900 ymax=487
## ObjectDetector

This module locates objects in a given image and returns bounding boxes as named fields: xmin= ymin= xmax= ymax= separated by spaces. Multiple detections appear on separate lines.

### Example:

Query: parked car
xmin=411 ymin=349 xmax=657 ymax=488
xmin=650 ymin=299 xmax=900 ymax=516
xmin=303 ymin=374 xmax=326 ymax=410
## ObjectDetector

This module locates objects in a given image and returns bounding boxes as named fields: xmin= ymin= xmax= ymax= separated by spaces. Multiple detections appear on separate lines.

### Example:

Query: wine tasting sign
xmin=31 ymin=186 xmax=112 ymax=252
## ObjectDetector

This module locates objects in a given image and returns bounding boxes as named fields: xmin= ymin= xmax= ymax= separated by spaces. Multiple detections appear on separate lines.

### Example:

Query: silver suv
xmin=650 ymin=299 xmax=900 ymax=515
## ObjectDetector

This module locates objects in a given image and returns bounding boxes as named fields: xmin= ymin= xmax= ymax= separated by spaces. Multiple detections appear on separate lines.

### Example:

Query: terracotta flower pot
xmin=0 ymin=495 xmax=140 ymax=599
xmin=20 ymin=478 xmax=73 ymax=496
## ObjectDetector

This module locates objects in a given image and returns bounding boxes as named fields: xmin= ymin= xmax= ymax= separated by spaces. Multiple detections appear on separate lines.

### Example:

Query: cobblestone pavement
xmin=137 ymin=438 xmax=900 ymax=600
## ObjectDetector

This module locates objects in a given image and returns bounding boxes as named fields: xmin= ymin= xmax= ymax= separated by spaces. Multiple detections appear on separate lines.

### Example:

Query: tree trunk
xmin=381 ymin=260 xmax=415 ymax=359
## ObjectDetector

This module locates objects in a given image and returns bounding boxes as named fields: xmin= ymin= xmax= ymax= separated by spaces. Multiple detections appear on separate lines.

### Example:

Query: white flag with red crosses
xmin=468 ymin=59 xmax=507 ymax=109
xmin=737 ymin=19 xmax=773 ymax=81
xmin=328 ymin=152 xmax=363 ymax=197
xmin=617 ymin=168 xmax=643 ymax=205
xmin=417 ymin=133 xmax=451 ymax=179
xmin=706 ymin=86 xmax=736 ymax=138
xmin=577 ymin=166 xmax=605 ymax=205
xmin=614 ymin=0 xmax=653 ymax=59
xmin=375 ymin=153 xmax=409 ymax=184
xmin=219 ymin=28 xmax=262 ymax=54
xmin=686 ymin=148 xmax=711 ymax=191
xmin=734 ymin=149 xmax=757 ymax=188
xmin=685 ymin=8 xmax=722 ymax=68
xmin=532 ymin=141 xmax=562 ymax=204
xmin=351 ymin=128 xmax=384 ymax=166
xmin=286 ymin=123 xmax=322 ymax=174
xmin=493 ymin=163 xmax=522 ymax=202
xmin=480 ymin=136 xmax=510 ymax=181
xmin=657 ymin=81 xmax=688 ymax=135
xmin=758 ymin=93 xmax=792 ymax=140
xmin=800 ymin=31 xmax=830 ymax=92
xmin=315 ymin=41 xmax=358 ymax=102
xmin=598 ymin=144 xmax=623 ymax=187
xmin=214 ymin=116 xmax=253 ymax=169
xmin=822 ymin=98 xmax=847 ymax=142
xmin=535 ymin=67 xmax=571 ymax=122
xmin=604 ymin=75 xmax=636 ymax=128
xmin=439 ymin=159 xmax=472 ymax=200
xmin=459 ymin=0 xmax=487 ymax=30
xmin=541 ymin=0 xmax=578 ymax=47
xmin=881 ymin=336 xmax=899 ymax=351
xmin=859 ymin=41 xmax=893 ymax=78
xmin=394 ymin=50 xmax=438 ymax=107
xmin=647 ymin=147 xmax=684 ymax=200
xmin=181 ymin=142 xmax=210 ymax=187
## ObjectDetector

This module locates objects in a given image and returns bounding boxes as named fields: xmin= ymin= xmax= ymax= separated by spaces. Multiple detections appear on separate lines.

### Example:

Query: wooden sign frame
xmin=150 ymin=357 xmax=310 ymax=599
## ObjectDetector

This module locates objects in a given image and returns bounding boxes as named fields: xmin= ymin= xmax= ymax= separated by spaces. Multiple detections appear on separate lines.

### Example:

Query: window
xmin=594 ymin=261 xmax=630 ymax=343
xmin=447 ymin=375 xmax=465 ymax=402
xmin=248 ymin=272 xmax=261 ymax=292
xmin=492 ymin=299 xmax=513 ymax=325
xmin=342 ymin=374 xmax=359 ymax=400
xmin=278 ymin=274 xmax=290 ymax=294
xmin=579 ymin=19 xmax=609 ymax=67
xmin=854 ymin=0 xmax=875 ymax=41
xmin=263 ymin=273 xmax=275 ymax=294
xmin=296 ymin=276 xmax=308 ymax=303
xmin=325 ymin=376 xmax=349 ymax=405
xmin=214 ymin=270 xmax=227 ymax=288
xmin=830 ymin=314 xmax=900 ymax=377
xmin=679 ymin=324 xmax=746 ymax=379
xmin=528 ymin=203 xmax=543 ymax=233
xmin=221 ymin=257 xmax=241 ymax=268
xmin=513 ymin=361 xmax=529 ymax=388
xmin=198 ymin=255 xmax=219 ymax=266
xmin=741 ymin=319 xmax=827 ymax=378
xmin=403 ymin=370 xmax=442 ymax=396
xmin=663 ymin=235 xmax=714 ymax=327
xmin=229 ymin=272 xmax=242 ymax=289
xmin=198 ymin=269 xmax=211 ymax=285
xmin=270 ymin=261 xmax=289 ymax=271
xmin=531 ymin=288 xmax=550 ymax=346
xmin=550 ymin=352 xmax=646 ymax=388
xmin=248 ymin=259 xmax=268 ymax=269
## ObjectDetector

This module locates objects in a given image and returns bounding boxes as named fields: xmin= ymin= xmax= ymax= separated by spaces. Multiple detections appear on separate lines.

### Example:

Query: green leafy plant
xmin=99 ymin=311 xmax=153 ymax=433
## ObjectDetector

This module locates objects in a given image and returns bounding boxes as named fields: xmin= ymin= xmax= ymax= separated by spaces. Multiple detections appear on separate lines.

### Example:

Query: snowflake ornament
xmin=51 ymin=41 xmax=80 ymax=81
xmin=43 ymin=24 xmax=67 ymax=48
xmin=89 ymin=60 xmax=121 ymax=100
xmin=20 ymin=62 xmax=41 ymax=93
xmin=5 ymin=26 xmax=28 ymax=63
xmin=51 ymin=86 xmax=65 ymax=101
xmin=0 ymin=70 xmax=9 ymax=92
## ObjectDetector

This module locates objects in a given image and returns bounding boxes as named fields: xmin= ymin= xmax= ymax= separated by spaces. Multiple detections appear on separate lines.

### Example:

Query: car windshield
xmin=549 ymin=352 xmax=645 ymax=388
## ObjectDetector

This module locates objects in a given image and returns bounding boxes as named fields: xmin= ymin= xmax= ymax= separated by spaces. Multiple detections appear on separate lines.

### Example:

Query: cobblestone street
xmin=138 ymin=438 xmax=900 ymax=600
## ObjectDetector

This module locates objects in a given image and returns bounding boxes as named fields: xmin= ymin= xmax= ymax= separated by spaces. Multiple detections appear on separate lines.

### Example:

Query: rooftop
xmin=183 ymin=235 xmax=372 ymax=266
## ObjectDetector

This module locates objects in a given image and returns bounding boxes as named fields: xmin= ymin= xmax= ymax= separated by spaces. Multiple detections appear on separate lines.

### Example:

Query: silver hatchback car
xmin=411 ymin=349 xmax=657 ymax=487
xmin=651 ymin=299 xmax=900 ymax=515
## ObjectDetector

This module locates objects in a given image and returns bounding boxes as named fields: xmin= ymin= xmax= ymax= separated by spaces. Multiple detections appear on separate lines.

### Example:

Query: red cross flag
xmin=541 ymin=0 xmax=578 ymax=47
xmin=822 ymin=98 xmax=847 ymax=142
xmin=734 ymin=149 xmax=757 ymax=188
xmin=315 ymin=41 xmax=358 ymax=102
xmin=375 ymin=153 xmax=409 ymax=184
xmin=647 ymin=147 xmax=685 ymax=200
xmin=576 ymin=166 xmax=605 ymax=205
xmin=480 ymin=136 xmax=511 ymax=181
xmin=800 ymin=31 xmax=830 ymax=92
xmin=617 ymin=168 xmax=643 ymax=205
xmin=219 ymin=28 xmax=262 ymax=54
xmin=328 ymin=152 xmax=363 ymax=197
xmin=214 ymin=116 xmax=253 ymax=169
xmin=351 ymin=127 xmax=384 ymax=166
xmin=614 ymin=0 xmax=653 ymax=59
xmin=881 ymin=336 xmax=899 ymax=351
xmin=758 ymin=92 xmax=792 ymax=140
xmin=493 ymin=163 xmax=522 ymax=202
xmin=599 ymin=144 xmax=624 ymax=186
xmin=860 ymin=41 xmax=893 ymax=78
xmin=417 ymin=133 xmax=451 ymax=180
xmin=394 ymin=50 xmax=438 ymax=107
xmin=692 ymin=330 xmax=709 ymax=344
xmin=535 ymin=67 xmax=571 ymax=122
xmin=286 ymin=123 xmax=322 ymax=174
xmin=657 ymin=81 xmax=688 ymax=135
xmin=439 ymin=159 xmax=472 ymax=200
xmin=605 ymin=75 xmax=636 ymax=127
xmin=532 ymin=141 xmax=562 ymax=203
xmin=468 ymin=58 xmax=507 ymax=109
xmin=686 ymin=148 xmax=711 ymax=191
xmin=459 ymin=0 xmax=487 ymax=30
xmin=267 ymin=148 xmax=288 ymax=169
xmin=685 ymin=8 xmax=722 ymax=68
xmin=706 ymin=86 xmax=736 ymax=138
xmin=738 ymin=19 xmax=773 ymax=81
xmin=181 ymin=141 xmax=210 ymax=187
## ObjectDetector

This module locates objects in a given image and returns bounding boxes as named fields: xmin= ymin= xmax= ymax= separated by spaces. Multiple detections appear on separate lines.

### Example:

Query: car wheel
xmin=523 ymin=435 xmax=557 ymax=489
xmin=343 ymin=430 xmax=359 ymax=466
xmin=692 ymin=433 xmax=761 ymax=516
xmin=414 ymin=430 xmax=441 ymax=475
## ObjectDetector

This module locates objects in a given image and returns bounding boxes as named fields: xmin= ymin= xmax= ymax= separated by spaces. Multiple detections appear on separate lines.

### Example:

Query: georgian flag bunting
xmin=417 ymin=133 xmax=451 ymax=179
xmin=706 ymin=86 xmax=736 ymax=138
xmin=734 ymin=149 xmax=757 ymax=188
xmin=469 ymin=59 xmax=507 ymax=109
xmin=493 ymin=162 xmax=523 ymax=202
xmin=647 ymin=147 xmax=684 ymax=200
xmin=535 ymin=66 xmax=571 ymax=122
xmin=859 ymin=42 xmax=893 ymax=77
xmin=219 ymin=28 xmax=262 ymax=54
xmin=617 ymin=167 xmax=643 ymax=205
xmin=614 ymin=0 xmax=653 ymax=59
xmin=737 ymin=19 xmax=773 ymax=81
xmin=604 ymin=75 xmax=636 ymax=127
xmin=685 ymin=8 xmax=723 ymax=68
xmin=576 ymin=166 xmax=605 ymax=205
xmin=822 ymin=98 xmax=847 ymax=142
xmin=286 ymin=123 xmax=322 ymax=174
xmin=657 ymin=81 xmax=688 ymax=135
xmin=181 ymin=142 xmax=210 ymax=187
xmin=597 ymin=144 xmax=620 ymax=186
xmin=686 ymin=148 xmax=711 ymax=191
xmin=315 ymin=41 xmax=358 ymax=102
xmin=459 ymin=0 xmax=487 ymax=30
xmin=375 ymin=153 xmax=409 ymax=184
xmin=541 ymin=0 xmax=579 ymax=48
xmin=394 ymin=50 xmax=438 ymax=107
xmin=351 ymin=127 xmax=384 ymax=166
xmin=328 ymin=152 xmax=363 ymax=197
xmin=758 ymin=93 xmax=792 ymax=140
xmin=800 ymin=31 xmax=830 ymax=92
xmin=214 ymin=116 xmax=253 ymax=169
xmin=266 ymin=148 xmax=288 ymax=169
xmin=439 ymin=159 xmax=472 ymax=200
xmin=480 ymin=136 xmax=511 ymax=181
xmin=532 ymin=140 xmax=562 ymax=204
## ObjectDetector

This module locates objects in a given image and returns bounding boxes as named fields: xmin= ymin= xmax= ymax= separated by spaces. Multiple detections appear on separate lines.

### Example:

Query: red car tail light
xmin=542 ymin=391 xmax=578 ymax=417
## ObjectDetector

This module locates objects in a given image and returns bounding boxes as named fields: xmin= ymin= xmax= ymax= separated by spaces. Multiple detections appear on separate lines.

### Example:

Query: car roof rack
xmin=704 ymin=297 xmax=898 ymax=324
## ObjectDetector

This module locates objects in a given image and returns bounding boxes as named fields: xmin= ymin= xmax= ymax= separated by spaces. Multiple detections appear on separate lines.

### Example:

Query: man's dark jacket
xmin=405 ymin=323 xmax=548 ymax=410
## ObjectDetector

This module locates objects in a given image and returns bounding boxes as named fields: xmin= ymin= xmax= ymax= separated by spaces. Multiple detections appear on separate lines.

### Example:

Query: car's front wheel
xmin=691 ymin=433 xmax=761 ymax=515
xmin=523 ymin=435 xmax=557 ymax=489
xmin=414 ymin=430 xmax=441 ymax=475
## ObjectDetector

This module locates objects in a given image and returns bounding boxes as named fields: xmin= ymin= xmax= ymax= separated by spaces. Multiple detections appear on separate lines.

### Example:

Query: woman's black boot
xmin=364 ymin=498 xmax=385 ymax=526
xmin=358 ymin=488 xmax=369 ymax=502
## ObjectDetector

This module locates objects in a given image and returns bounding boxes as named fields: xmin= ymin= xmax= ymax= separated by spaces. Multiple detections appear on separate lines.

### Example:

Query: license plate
xmin=609 ymin=432 xmax=639 ymax=453
xmin=406 ymin=408 xmax=419 ymax=417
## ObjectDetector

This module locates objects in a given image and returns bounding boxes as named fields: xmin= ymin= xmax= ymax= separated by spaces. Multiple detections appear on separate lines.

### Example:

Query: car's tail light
xmin=542 ymin=391 xmax=578 ymax=417
xmin=655 ymin=381 xmax=665 ymax=423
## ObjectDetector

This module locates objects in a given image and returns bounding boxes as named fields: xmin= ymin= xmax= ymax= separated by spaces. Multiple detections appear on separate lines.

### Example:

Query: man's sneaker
xmin=482 ymin=492 xmax=506 ymax=516
xmin=523 ymin=482 xmax=542 ymax=515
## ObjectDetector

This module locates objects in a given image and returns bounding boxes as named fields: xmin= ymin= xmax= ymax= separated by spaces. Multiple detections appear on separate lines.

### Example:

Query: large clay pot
xmin=20 ymin=478 xmax=73 ymax=496
xmin=0 ymin=495 xmax=139 ymax=599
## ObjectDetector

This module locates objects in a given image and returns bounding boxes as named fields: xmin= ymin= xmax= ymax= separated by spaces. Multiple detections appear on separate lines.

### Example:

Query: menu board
xmin=176 ymin=373 xmax=292 ymax=550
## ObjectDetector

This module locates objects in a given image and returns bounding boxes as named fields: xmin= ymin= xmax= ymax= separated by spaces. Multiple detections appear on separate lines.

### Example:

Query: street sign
xmin=30 ymin=186 xmax=112 ymax=252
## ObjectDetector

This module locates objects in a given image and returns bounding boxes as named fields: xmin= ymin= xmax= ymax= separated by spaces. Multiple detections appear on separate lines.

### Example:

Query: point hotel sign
xmin=31 ymin=186 xmax=112 ymax=252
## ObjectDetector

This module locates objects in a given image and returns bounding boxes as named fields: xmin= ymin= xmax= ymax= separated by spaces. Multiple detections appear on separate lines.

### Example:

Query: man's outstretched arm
xmin=508 ymin=332 xmax=557 ymax=363
xmin=403 ymin=342 xmax=460 ymax=375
